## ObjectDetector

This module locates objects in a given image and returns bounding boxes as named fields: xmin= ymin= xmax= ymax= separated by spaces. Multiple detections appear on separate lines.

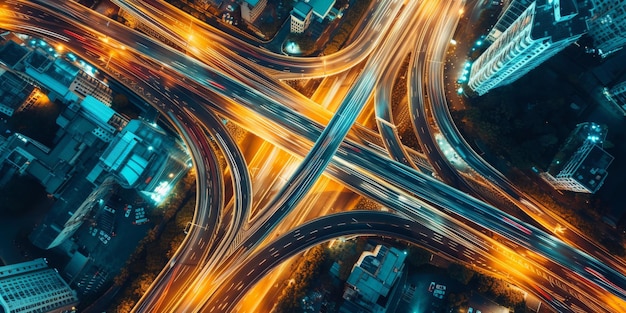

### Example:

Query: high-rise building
xmin=290 ymin=2 xmax=313 ymax=33
xmin=240 ymin=0 xmax=266 ymax=23
xmin=307 ymin=0 xmax=336 ymax=21
xmin=486 ymin=0 xmax=534 ymax=43
xmin=541 ymin=122 xmax=613 ymax=193
xmin=468 ymin=0 xmax=588 ymax=95
xmin=586 ymin=0 xmax=626 ymax=57
xmin=0 ymin=258 xmax=79 ymax=313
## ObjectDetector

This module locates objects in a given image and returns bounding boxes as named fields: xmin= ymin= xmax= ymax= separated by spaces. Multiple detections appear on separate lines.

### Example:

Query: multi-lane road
xmin=2 ymin=0 xmax=626 ymax=312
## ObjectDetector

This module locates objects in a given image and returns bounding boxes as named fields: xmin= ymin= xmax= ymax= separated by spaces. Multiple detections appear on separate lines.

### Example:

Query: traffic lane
xmin=203 ymin=211 xmax=427 ymax=313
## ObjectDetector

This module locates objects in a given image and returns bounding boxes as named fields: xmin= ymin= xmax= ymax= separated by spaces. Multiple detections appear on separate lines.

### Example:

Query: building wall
xmin=486 ymin=0 xmax=534 ymax=42
xmin=586 ymin=0 xmax=626 ymax=56
xmin=290 ymin=10 xmax=312 ymax=33
xmin=469 ymin=3 xmax=539 ymax=95
xmin=468 ymin=0 xmax=583 ymax=95
xmin=46 ymin=177 xmax=116 ymax=249
xmin=240 ymin=0 xmax=267 ymax=23
xmin=609 ymin=80 xmax=626 ymax=107
xmin=68 ymin=71 xmax=113 ymax=105
xmin=0 ymin=258 xmax=78 ymax=313
xmin=541 ymin=141 xmax=611 ymax=193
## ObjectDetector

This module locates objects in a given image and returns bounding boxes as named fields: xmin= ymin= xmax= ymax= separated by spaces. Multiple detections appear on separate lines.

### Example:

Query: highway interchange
xmin=2 ymin=0 xmax=626 ymax=312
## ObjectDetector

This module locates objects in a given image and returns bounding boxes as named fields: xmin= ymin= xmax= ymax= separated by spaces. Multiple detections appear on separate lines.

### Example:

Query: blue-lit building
xmin=0 ymin=37 xmax=113 ymax=105
xmin=306 ymin=0 xmax=336 ymax=22
xmin=468 ymin=0 xmax=589 ymax=95
xmin=0 ymin=258 xmax=79 ymax=313
xmin=290 ymin=1 xmax=313 ymax=33
xmin=586 ymin=0 xmax=626 ymax=57
xmin=485 ymin=0 xmax=534 ymax=43
xmin=541 ymin=122 xmax=613 ymax=193
xmin=91 ymin=119 xmax=190 ymax=203
xmin=0 ymin=68 xmax=39 ymax=116
xmin=340 ymin=245 xmax=406 ymax=313
xmin=607 ymin=80 xmax=626 ymax=114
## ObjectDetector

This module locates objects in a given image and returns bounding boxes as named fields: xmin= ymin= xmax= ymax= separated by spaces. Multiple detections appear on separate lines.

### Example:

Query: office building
xmin=468 ymin=0 xmax=588 ymax=95
xmin=541 ymin=122 xmax=613 ymax=193
xmin=0 ymin=96 xmax=125 ymax=250
xmin=0 ymin=258 xmax=78 ymax=313
xmin=486 ymin=0 xmax=534 ymax=43
xmin=240 ymin=0 xmax=266 ymax=23
xmin=586 ymin=0 xmax=626 ymax=57
xmin=340 ymin=245 xmax=406 ymax=313
xmin=291 ymin=2 xmax=313 ymax=33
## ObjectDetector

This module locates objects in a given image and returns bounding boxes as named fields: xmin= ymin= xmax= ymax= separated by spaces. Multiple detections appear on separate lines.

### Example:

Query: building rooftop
xmin=548 ymin=122 xmax=607 ymax=174
xmin=308 ymin=0 xmax=335 ymax=19
xmin=0 ymin=69 xmax=34 ymax=112
xmin=80 ymin=95 xmax=115 ymax=126
xmin=0 ymin=40 xmax=29 ymax=68
xmin=530 ymin=0 xmax=588 ymax=42
xmin=344 ymin=245 xmax=406 ymax=307
xmin=243 ymin=0 xmax=260 ymax=7
xmin=0 ymin=258 xmax=79 ymax=313
xmin=292 ymin=1 xmax=313 ymax=20
xmin=24 ymin=57 xmax=78 ymax=99
xmin=98 ymin=119 xmax=189 ymax=195
xmin=569 ymin=144 xmax=613 ymax=193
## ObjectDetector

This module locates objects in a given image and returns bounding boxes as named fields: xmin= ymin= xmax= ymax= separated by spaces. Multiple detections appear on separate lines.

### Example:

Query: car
xmin=436 ymin=284 xmax=446 ymax=291
xmin=468 ymin=308 xmax=473 ymax=313
xmin=428 ymin=282 xmax=436 ymax=292
xmin=125 ymin=209 xmax=131 ymax=217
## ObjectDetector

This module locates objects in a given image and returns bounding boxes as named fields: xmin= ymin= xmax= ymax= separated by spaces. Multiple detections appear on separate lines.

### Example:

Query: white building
xmin=290 ymin=1 xmax=313 ymax=33
xmin=240 ymin=0 xmax=267 ymax=23
xmin=486 ymin=0 xmax=534 ymax=43
xmin=468 ymin=0 xmax=588 ymax=95
xmin=0 ymin=258 xmax=78 ymax=313
xmin=586 ymin=0 xmax=626 ymax=57
xmin=68 ymin=70 xmax=113 ymax=105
